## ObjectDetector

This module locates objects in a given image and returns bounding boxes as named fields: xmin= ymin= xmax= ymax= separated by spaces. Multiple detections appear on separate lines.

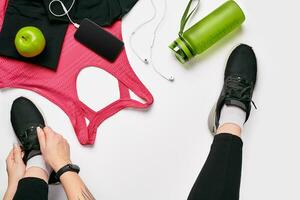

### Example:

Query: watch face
xmin=68 ymin=164 xmax=80 ymax=173
xmin=71 ymin=164 xmax=80 ymax=171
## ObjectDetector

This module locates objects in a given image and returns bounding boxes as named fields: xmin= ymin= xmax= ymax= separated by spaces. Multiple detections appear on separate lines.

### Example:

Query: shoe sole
xmin=208 ymin=103 xmax=217 ymax=135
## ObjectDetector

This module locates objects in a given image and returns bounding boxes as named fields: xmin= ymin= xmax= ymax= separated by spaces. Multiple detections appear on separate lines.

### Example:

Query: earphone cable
xmin=48 ymin=0 xmax=80 ymax=28
xmin=149 ymin=0 xmax=174 ymax=81
xmin=129 ymin=0 xmax=157 ymax=63
xmin=129 ymin=0 xmax=174 ymax=82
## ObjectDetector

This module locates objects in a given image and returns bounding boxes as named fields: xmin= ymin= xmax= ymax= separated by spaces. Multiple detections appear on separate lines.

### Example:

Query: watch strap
xmin=55 ymin=164 xmax=80 ymax=181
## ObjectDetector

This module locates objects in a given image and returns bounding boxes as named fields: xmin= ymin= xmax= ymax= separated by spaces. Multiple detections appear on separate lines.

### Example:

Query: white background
xmin=1 ymin=0 xmax=300 ymax=199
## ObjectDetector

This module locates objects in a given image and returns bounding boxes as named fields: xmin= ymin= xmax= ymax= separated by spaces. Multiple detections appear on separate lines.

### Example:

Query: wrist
xmin=6 ymin=184 xmax=18 ymax=195
xmin=59 ymin=171 xmax=80 ymax=188
xmin=60 ymin=171 xmax=78 ymax=181
xmin=7 ymin=180 xmax=19 ymax=191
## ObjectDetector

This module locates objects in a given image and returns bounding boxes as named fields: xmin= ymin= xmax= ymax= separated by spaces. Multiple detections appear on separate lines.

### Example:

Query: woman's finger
xmin=6 ymin=147 xmax=14 ymax=162
xmin=13 ymin=144 xmax=23 ymax=162
xmin=37 ymin=127 xmax=46 ymax=149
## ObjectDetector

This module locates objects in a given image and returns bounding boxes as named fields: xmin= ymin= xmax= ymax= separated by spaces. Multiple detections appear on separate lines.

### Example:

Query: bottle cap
xmin=169 ymin=37 xmax=194 ymax=64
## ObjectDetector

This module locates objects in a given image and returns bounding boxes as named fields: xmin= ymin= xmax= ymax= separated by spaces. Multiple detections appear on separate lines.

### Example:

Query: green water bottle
xmin=169 ymin=0 xmax=245 ymax=63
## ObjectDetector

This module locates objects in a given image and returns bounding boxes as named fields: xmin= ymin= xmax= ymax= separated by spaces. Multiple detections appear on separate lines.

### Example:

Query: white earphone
xmin=48 ymin=0 xmax=80 ymax=28
xmin=129 ymin=0 xmax=175 ymax=82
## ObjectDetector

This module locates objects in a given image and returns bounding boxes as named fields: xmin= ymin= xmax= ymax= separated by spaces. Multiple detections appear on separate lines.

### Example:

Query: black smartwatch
xmin=55 ymin=164 xmax=80 ymax=181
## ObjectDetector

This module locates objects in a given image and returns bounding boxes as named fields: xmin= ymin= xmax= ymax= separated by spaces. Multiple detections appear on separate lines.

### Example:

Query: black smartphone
xmin=74 ymin=18 xmax=124 ymax=62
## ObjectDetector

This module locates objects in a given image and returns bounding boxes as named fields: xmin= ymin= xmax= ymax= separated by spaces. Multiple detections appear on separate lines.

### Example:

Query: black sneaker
xmin=11 ymin=97 xmax=60 ymax=184
xmin=208 ymin=44 xmax=257 ymax=134
xmin=11 ymin=97 xmax=45 ymax=162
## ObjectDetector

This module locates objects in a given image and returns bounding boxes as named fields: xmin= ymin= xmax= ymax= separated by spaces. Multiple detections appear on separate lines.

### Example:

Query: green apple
xmin=15 ymin=26 xmax=46 ymax=58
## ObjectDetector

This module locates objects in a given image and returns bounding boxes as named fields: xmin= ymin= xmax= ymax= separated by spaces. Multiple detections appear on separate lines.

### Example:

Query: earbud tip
xmin=144 ymin=59 xmax=149 ymax=64
xmin=169 ymin=76 xmax=175 ymax=82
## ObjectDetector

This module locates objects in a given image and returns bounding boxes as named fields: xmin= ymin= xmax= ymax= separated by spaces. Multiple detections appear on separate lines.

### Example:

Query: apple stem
xmin=22 ymin=36 xmax=27 ymax=41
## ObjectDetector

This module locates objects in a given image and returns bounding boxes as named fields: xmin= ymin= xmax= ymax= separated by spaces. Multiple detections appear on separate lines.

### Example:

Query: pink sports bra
xmin=0 ymin=0 xmax=153 ymax=145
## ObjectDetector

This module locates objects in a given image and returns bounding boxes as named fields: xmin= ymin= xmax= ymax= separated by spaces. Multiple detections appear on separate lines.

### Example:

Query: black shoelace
xmin=21 ymin=125 xmax=42 ymax=151
xmin=225 ymin=76 xmax=257 ymax=109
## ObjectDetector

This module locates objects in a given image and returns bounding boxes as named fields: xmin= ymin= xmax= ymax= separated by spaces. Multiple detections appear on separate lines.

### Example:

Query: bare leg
xmin=217 ymin=123 xmax=241 ymax=138
xmin=24 ymin=167 xmax=49 ymax=183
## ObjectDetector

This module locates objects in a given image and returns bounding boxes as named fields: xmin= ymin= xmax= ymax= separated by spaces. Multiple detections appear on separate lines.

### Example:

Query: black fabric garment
xmin=0 ymin=0 xmax=68 ymax=70
xmin=188 ymin=134 xmax=243 ymax=200
xmin=43 ymin=0 xmax=139 ymax=26
xmin=0 ymin=0 xmax=138 ymax=70
xmin=11 ymin=134 xmax=242 ymax=200
xmin=13 ymin=177 xmax=48 ymax=200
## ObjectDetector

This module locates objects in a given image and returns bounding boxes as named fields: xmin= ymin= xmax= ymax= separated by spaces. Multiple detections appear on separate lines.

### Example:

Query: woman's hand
xmin=4 ymin=144 xmax=26 ymax=200
xmin=37 ymin=127 xmax=95 ymax=200
xmin=37 ymin=127 xmax=71 ymax=172
xmin=6 ymin=144 xmax=26 ymax=187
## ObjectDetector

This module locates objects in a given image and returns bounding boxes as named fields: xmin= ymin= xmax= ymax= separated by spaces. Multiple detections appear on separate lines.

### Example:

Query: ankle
xmin=24 ymin=167 xmax=49 ymax=183
xmin=26 ymin=154 xmax=52 ymax=176
xmin=216 ymin=123 xmax=242 ymax=138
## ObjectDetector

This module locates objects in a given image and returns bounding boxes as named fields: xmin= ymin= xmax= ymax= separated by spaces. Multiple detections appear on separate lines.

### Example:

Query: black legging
xmin=13 ymin=177 xmax=48 ymax=200
xmin=188 ymin=133 xmax=243 ymax=200
xmin=13 ymin=133 xmax=242 ymax=200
